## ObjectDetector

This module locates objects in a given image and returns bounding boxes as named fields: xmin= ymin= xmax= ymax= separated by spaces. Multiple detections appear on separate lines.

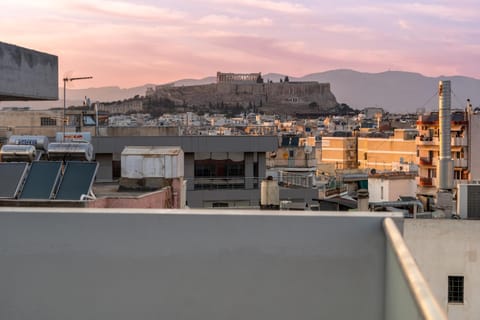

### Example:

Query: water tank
xmin=47 ymin=142 xmax=93 ymax=161
xmin=55 ymin=132 xmax=92 ymax=143
xmin=7 ymin=135 xmax=49 ymax=151
xmin=260 ymin=177 xmax=280 ymax=209
xmin=0 ymin=144 xmax=36 ymax=162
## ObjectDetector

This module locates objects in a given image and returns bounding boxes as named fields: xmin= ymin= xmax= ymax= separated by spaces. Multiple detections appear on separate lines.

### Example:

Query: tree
xmin=256 ymin=75 xmax=264 ymax=84
xmin=284 ymin=76 xmax=290 ymax=82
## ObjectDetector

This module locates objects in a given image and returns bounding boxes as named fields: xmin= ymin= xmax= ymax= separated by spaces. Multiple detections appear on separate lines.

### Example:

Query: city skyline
xmin=2 ymin=0 xmax=479 ymax=88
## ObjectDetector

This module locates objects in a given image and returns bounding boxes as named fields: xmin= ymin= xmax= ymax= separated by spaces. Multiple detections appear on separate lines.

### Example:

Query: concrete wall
xmin=88 ymin=188 xmax=172 ymax=208
xmin=0 ymin=42 xmax=58 ymax=101
xmin=404 ymin=220 xmax=480 ymax=320
xmin=187 ymin=189 xmax=260 ymax=207
xmin=469 ymin=113 xmax=480 ymax=180
xmin=92 ymin=135 xmax=278 ymax=154
xmin=0 ymin=209 xmax=395 ymax=320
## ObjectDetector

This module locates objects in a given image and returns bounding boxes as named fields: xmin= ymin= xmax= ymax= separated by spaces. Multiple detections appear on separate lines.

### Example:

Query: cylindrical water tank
xmin=260 ymin=177 xmax=280 ymax=209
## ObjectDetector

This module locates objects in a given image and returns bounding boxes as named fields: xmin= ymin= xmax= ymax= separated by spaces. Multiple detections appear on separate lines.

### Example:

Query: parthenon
xmin=216 ymin=72 xmax=261 ymax=84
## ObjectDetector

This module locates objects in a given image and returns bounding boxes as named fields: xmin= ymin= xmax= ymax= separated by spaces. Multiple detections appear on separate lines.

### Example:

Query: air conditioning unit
xmin=457 ymin=184 xmax=480 ymax=219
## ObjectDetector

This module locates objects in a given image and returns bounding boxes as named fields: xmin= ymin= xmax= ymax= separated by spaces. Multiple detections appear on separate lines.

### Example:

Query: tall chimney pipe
xmin=438 ymin=80 xmax=453 ymax=191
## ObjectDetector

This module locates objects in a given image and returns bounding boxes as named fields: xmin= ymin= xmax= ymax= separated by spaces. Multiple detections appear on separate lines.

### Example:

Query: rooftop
xmin=0 ymin=208 xmax=446 ymax=320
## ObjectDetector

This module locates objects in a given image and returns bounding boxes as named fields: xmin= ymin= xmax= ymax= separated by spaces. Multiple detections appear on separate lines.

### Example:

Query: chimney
xmin=357 ymin=189 xmax=369 ymax=211
xmin=438 ymin=80 xmax=453 ymax=190
xmin=436 ymin=80 xmax=453 ymax=216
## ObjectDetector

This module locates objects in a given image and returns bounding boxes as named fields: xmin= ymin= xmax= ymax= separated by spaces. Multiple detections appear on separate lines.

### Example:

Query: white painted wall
xmin=404 ymin=220 xmax=480 ymax=320
xmin=369 ymin=177 xmax=416 ymax=202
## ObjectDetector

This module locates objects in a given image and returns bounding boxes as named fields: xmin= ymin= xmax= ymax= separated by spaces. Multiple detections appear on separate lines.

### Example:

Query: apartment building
xmin=320 ymin=132 xmax=357 ymax=170
xmin=358 ymin=129 xmax=417 ymax=172
xmin=416 ymin=109 xmax=480 ymax=209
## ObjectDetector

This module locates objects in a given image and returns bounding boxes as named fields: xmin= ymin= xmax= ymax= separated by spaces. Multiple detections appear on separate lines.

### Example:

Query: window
xmin=454 ymin=170 xmax=461 ymax=180
xmin=448 ymin=276 xmax=464 ymax=303
xmin=212 ymin=202 xmax=228 ymax=208
xmin=40 ymin=117 xmax=57 ymax=126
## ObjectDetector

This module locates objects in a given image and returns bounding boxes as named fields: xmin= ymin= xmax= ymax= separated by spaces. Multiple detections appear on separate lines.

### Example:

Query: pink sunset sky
xmin=2 ymin=0 xmax=479 ymax=88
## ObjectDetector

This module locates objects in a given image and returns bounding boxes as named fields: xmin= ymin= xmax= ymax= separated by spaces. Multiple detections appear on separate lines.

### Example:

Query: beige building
xmin=358 ymin=129 xmax=417 ymax=172
xmin=416 ymin=109 xmax=480 ymax=209
xmin=320 ymin=133 xmax=357 ymax=170
xmin=97 ymin=100 xmax=143 ymax=114
xmin=0 ymin=110 xmax=63 ymax=138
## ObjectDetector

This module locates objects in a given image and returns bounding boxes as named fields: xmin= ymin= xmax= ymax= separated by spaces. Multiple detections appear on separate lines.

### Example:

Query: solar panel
xmin=55 ymin=161 xmax=98 ymax=200
xmin=19 ymin=161 xmax=62 ymax=199
xmin=0 ymin=162 xmax=29 ymax=198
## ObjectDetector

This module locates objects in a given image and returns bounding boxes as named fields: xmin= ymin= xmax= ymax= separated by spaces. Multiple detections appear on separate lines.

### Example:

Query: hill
xmin=2 ymin=70 xmax=479 ymax=112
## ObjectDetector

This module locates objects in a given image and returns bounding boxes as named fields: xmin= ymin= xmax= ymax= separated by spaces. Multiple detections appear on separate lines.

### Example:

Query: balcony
xmin=451 ymin=136 xmax=467 ymax=146
xmin=454 ymin=179 xmax=470 ymax=186
xmin=416 ymin=136 xmax=438 ymax=146
xmin=453 ymin=158 xmax=468 ymax=168
xmin=419 ymin=157 xmax=432 ymax=166
xmin=0 ymin=208 xmax=446 ymax=320
xmin=417 ymin=177 xmax=433 ymax=186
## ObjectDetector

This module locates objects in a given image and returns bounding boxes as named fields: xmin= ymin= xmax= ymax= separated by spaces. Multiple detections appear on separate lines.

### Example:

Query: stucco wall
xmin=404 ymin=220 xmax=480 ymax=320
xmin=0 ymin=209 xmax=393 ymax=320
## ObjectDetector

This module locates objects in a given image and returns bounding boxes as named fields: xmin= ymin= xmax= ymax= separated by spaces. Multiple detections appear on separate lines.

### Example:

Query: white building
xmin=368 ymin=172 xmax=417 ymax=202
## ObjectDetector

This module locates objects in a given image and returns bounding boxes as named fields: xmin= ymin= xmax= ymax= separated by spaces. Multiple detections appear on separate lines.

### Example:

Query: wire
xmin=451 ymin=89 xmax=466 ymax=108
xmin=420 ymin=90 xmax=438 ymax=111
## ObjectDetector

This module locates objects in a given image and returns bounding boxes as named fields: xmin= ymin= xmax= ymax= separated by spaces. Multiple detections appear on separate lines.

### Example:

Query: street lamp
xmin=63 ymin=76 xmax=93 ymax=140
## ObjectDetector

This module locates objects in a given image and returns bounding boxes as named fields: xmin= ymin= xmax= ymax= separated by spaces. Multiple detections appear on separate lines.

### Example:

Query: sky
xmin=2 ymin=0 xmax=479 ymax=88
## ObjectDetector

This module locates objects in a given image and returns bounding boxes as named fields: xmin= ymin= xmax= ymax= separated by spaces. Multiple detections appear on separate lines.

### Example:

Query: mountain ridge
xmin=2 ymin=70 xmax=479 ymax=112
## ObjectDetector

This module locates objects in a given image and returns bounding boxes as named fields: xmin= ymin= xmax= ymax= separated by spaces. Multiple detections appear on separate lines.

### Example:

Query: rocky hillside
xmin=147 ymin=81 xmax=338 ymax=115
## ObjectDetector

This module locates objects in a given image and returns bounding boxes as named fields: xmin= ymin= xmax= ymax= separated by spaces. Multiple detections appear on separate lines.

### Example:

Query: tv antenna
xmin=63 ymin=75 xmax=93 ymax=140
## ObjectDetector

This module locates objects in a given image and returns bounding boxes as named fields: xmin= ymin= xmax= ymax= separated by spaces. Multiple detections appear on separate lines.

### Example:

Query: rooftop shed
xmin=121 ymin=146 xmax=184 ymax=179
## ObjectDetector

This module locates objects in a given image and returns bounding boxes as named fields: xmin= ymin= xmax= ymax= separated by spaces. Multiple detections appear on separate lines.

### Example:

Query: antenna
xmin=63 ymin=75 xmax=93 ymax=141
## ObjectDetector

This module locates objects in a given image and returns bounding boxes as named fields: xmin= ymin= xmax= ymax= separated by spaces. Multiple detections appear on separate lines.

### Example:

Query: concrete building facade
xmin=91 ymin=135 xmax=278 ymax=208
xmin=404 ymin=220 xmax=480 ymax=320
xmin=0 ymin=41 xmax=58 ymax=101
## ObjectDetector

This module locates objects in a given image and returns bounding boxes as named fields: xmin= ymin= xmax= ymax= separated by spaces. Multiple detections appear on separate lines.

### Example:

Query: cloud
xmin=338 ymin=2 xmax=478 ymax=22
xmin=397 ymin=19 xmax=411 ymax=30
xmin=397 ymin=2 xmax=477 ymax=22
xmin=208 ymin=0 xmax=310 ymax=14
xmin=68 ymin=0 xmax=187 ymax=21
xmin=321 ymin=24 xmax=372 ymax=35
xmin=197 ymin=14 xmax=273 ymax=27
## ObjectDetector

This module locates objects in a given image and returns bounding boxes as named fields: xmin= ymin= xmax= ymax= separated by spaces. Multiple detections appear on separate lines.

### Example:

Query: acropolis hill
xmin=146 ymin=72 xmax=339 ymax=114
